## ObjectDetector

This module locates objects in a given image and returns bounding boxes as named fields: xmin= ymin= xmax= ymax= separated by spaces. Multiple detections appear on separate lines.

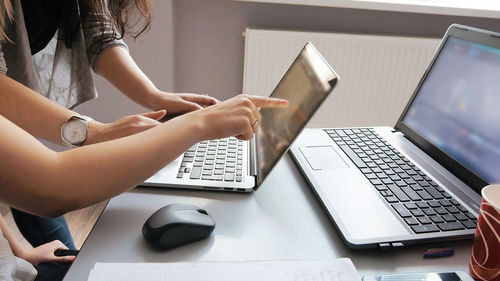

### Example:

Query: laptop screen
xmin=255 ymin=43 xmax=338 ymax=186
xmin=401 ymin=36 xmax=500 ymax=184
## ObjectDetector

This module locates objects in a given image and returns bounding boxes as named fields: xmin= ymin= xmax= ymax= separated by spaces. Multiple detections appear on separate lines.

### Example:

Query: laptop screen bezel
xmin=253 ymin=42 xmax=339 ymax=190
xmin=395 ymin=24 xmax=500 ymax=193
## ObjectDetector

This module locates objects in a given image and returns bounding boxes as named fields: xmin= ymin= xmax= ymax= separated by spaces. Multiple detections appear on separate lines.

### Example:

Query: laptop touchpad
xmin=301 ymin=146 xmax=348 ymax=170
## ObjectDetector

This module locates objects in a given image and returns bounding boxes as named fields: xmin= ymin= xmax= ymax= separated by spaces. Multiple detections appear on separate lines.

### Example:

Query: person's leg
xmin=10 ymin=208 xmax=76 ymax=249
xmin=34 ymin=262 xmax=71 ymax=281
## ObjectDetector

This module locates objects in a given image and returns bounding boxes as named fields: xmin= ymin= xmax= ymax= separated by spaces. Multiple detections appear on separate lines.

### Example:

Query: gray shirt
xmin=0 ymin=0 xmax=128 ymax=109
xmin=0 ymin=228 xmax=37 ymax=281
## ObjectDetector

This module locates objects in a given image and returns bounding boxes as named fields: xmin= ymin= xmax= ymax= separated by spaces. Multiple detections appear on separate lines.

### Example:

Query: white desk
xmin=63 ymin=154 xmax=473 ymax=281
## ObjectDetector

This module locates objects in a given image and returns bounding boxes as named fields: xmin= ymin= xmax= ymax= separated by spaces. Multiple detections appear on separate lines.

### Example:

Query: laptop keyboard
xmin=326 ymin=128 xmax=478 ymax=234
xmin=176 ymin=137 xmax=244 ymax=182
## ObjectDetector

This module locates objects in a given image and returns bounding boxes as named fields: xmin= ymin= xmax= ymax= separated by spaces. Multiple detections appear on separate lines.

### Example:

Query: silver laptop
xmin=142 ymin=42 xmax=339 ymax=192
xmin=290 ymin=24 xmax=500 ymax=249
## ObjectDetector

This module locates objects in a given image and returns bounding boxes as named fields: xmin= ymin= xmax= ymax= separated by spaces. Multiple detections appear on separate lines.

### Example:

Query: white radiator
xmin=243 ymin=29 xmax=440 ymax=127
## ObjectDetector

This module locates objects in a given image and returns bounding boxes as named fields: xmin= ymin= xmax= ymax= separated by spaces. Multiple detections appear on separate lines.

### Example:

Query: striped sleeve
xmin=82 ymin=13 xmax=129 ymax=73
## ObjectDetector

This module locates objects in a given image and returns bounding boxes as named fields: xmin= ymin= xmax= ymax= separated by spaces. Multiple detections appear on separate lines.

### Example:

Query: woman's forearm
xmin=0 ymin=216 xmax=26 ymax=258
xmin=0 ymin=112 xmax=203 ymax=218
xmin=0 ymin=75 xmax=74 ymax=145
xmin=96 ymin=46 xmax=159 ymax=109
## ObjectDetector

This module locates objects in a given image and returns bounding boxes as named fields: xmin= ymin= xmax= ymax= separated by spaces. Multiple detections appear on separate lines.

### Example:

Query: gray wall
xmin=173 ymin=0 xmax=500 ymax=101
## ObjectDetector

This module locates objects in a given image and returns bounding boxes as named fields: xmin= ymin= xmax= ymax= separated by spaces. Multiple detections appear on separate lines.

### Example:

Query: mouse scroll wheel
xmin=197 ymin=209 xmax=208 ymax=215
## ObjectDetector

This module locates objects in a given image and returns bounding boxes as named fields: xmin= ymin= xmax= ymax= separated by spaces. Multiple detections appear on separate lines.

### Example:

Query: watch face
xmin=62 ymin=119 xmax=87 ymax=144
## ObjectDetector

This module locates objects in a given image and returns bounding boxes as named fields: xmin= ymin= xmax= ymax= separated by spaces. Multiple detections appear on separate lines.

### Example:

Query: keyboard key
xmin=443 ymin=192 xmax=453 ymax=199
xmin=392 ymin=204 xmax=412 ymax=218
xmin=435 ymin=207 xmax=448 ymax=215
xmin=183 ymin=157 xmax=194 ymax=163
xmin=439 ymin=200 xmax=452 ymax=207
xmin=375 ymin=185 xmax=388 ymax=191
xmin=429 ymin=216 xmax=444 ymax=223
xmin=380 ymin=191 xmax=392 ymax=197
xmin=382 ymin=178 xmax=393 ymax=185
xmin=442 ymin=214 xmax=457 ymax=222
xmin=454 ymin=213 xmax=468 ymax=221
xmin=360 ymin=168 xmax=372 ymax=174
xmin=412 ymin=224 xmax=439 ymax=233
xmin=428 ymin=201 xmax=441 ymax=208
xmin=385 ymin=196 xmax=399 ymax=203
xmin=202 ymin=170 xmax=212 ymax=176
xmin=395 ymin=180 xmax=408 ymax=187
xmin=224 ymin=173 xmax=235 ymax=182
xmin=417 ymin=190 xmax=432 ymax=200
xmin=462 ymin=220 xmax=477 ymax=229
xmin=416 ymin=202 xmax=429 ymax=209
xmin=404 ymin=202 xmax=418 ymax=210
xmin=464 ymin=212 xmax=476 ymax=220
xmin=339 ymin=145 xmax=367 ymax=168
xmin=424 ymin=187 xmax=444 ymax=199
xmin=419 ymin=181 xmax=430 ymax=187
xmin=437 ymin=222 xmax=465 ymax=231
xmin=176 ymin=172 xmax=184 ymax=179
xmin=405 ymin=217 xmax=419 ymax=226
xmin=418 ymin=216 xmax=432 ymax=224
xmin=190 ymin=167 xmax=202 ymax=179
xmin=387 ymin=185 xmax=410 ymax=202
xmin=236 ymin=176 xmax=242 ymax=182
xmin=202 ymin=175 xmax=223 ymax=181
xmin=411 ymin=209 xmax=425 ymax=217
xmin=401 ymin=187 xmax=421 ymax=201
xmin=446 ymin=206 xmax=460 ymax=214
xmin=450 ymin=199 xmax=461 ymax=206
xmin=184 ymin=152 xmax=195 ymax=158
xmin=423 ymin=209 xmax=437 ymax=216
xmin=410 ymin=184 xmax=424 ymax=191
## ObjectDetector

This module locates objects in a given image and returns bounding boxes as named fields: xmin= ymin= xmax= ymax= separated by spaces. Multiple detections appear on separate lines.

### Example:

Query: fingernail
xmin=282 ymin=100 xmax=289 ymax=105
xmin=71 ymin=257 xmax=76 ymax=261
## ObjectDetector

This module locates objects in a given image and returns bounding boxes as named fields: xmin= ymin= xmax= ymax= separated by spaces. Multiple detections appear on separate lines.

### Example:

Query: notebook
xmin=87 ymin=259 xmax=360 ymax=281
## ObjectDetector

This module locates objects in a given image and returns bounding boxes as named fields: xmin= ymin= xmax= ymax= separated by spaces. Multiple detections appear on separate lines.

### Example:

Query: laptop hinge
xmin=249 ymin=136 xmax=258 ymax=179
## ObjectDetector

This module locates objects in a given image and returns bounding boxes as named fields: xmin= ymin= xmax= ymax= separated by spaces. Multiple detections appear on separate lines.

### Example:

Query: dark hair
xmin=61 ymin=0 xmax=152 ymax=49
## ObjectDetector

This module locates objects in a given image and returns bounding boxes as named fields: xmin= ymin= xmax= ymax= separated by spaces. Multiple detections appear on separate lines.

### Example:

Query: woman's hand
xmin=148 ymin=91 xmax=219 ymax=115
xmin=189 ymin=94 xmax=288 ymax=141
xmin=85 ymin=110 xmax=166 ymax=145
xmin=20 ymin=240 xmax=75 ymax=266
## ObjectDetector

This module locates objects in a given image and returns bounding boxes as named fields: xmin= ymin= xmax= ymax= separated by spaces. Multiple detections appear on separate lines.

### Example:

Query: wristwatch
xmin=60 ymin=115 xmax=93 ymax=147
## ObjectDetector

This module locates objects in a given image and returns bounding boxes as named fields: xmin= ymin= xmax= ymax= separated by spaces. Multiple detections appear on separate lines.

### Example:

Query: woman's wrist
xmin=84 ymin=120 xmax=106 ymax=145
xmin=15 ymin=248 xmax=29 ymax=261
xmin=175 ymin=110 xmax=208 ymax=143
xmin=143 ymin=88 xmax=166 ymax=110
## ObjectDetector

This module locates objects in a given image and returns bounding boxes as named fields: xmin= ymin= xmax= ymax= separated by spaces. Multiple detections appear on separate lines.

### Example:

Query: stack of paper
xmin=88 ymin=258 xmax=360 ymax=281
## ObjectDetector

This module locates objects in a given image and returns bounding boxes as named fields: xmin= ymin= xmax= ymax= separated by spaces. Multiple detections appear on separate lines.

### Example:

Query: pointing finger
xmin=247 ymin=96 xmax=288 ymax=109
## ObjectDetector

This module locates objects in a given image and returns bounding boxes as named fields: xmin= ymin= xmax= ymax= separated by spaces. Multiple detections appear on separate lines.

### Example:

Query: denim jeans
xmin=10 ymin=208 xmax=76 ymax=249
xmin=35 ymin=262 xmax=71 ymax=281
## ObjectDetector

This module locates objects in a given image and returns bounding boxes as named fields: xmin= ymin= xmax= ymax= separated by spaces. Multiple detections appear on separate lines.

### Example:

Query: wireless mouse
xmin=142 ymin=203 xmax=215 ymax=249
